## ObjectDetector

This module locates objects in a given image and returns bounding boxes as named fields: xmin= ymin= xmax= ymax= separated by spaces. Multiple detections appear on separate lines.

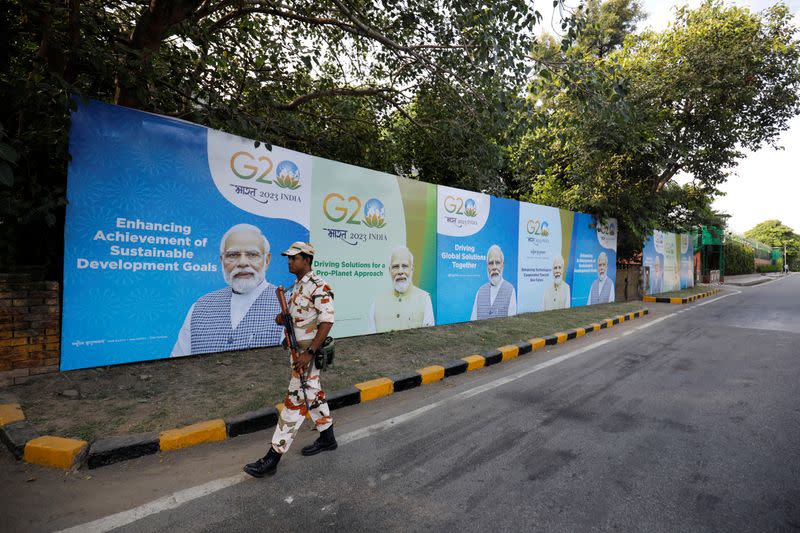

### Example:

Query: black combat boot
xmin=243 ymin=447 xmax=281 ymax=478
xmin=301 ymin=426 xmax=338 ymax=456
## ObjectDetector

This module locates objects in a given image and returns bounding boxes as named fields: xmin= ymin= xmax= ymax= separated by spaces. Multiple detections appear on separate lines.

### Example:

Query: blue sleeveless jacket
xmin=190 ymin=285 xmax=282 ymax=355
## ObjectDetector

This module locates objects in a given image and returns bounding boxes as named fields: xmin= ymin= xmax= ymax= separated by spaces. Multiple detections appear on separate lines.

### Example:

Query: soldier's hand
xmin=275 ymin=313 xmax=284 ymax=326
xmin=293 ymin=351 xmax=312 ymax=373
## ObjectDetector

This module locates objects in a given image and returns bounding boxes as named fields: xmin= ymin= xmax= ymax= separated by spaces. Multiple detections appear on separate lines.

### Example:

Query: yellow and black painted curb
xmin=643 ymin=288 xmax=720 ymax=305
xmin=3 ymin=309 xmax=650 ymax=470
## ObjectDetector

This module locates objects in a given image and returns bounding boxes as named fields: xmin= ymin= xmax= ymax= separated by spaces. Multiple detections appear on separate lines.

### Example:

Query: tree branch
xmin=206 ymin=4 xmax=360 ymax=35
xmin=654 ymin=162 xmax=680 ymax=192
xmin=275 ymin=87 xmax=395 ymax=110
xmin=63 ymin=0 xmax=81 ymax=83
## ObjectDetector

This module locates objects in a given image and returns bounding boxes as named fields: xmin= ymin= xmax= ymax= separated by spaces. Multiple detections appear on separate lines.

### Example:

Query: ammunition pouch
xmin=314 ymin=336 xmax=335 ymax=371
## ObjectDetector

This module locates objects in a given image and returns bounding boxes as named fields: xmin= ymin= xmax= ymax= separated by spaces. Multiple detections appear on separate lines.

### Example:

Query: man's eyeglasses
xmin=223 ymin=250 xmax=263 ymax=262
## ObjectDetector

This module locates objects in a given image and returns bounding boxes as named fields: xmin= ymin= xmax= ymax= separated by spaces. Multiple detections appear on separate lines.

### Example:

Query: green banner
xmin=310 ymin=157 xmax=437 ymax=337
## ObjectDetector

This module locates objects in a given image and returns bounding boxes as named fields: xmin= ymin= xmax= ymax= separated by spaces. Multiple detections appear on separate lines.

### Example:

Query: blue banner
xmin=679 ymin=233 xmax=695 ymax=289
xmin=62 ymin=101 xmax=309 ymax=370
xmin=569 ymin=214 xmax=618 ymax=307
xmin=435 ymin=186 xmax=519 ymax=325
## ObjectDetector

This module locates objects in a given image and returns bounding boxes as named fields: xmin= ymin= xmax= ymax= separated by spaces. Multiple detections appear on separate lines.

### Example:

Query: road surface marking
xmin=56 ymin=473 xmax=250 ymax=533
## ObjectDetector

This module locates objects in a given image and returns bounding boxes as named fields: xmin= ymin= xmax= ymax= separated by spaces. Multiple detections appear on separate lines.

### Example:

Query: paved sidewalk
xmin=724 ymin=272 xmax=787 ymax=286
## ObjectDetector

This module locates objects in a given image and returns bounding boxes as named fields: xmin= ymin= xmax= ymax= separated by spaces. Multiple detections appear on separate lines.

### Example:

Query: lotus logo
xmin=274 ymin=160 xmax=301 ymax=190
xmin=463 ymin=199 xmax=477 ymax=218
xmin=362 ymin=198 xmax=386 ymax=228
xmin=601 ymin=221 xmax=617 ymax=236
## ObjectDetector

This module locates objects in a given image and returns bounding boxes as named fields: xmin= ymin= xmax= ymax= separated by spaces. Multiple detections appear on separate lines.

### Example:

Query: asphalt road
xmin=3 ymin=275 xmax=799 ymax=532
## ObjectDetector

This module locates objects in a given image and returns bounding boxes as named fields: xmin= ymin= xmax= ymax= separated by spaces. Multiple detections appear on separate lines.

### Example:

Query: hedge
xmin=725 ymin=240 xmax=755 ymax=275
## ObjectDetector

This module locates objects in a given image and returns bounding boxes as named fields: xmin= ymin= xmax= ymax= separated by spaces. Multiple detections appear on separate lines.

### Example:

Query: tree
xmin=512 ymin=0 xmax=800 ymax=258
xmin=1 ymin=0 xmax=552 ymax=274
xmin=576 ymin=0 xmax=645 ymax=57
xmin=744 ymin=219 xmax=800 ymax=269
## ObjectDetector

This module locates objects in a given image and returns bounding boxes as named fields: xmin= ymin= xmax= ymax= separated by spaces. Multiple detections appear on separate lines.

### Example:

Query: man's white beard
xmin=553 ymin=274 xmax=563 ymax=287
xmin=225 ymin=266 xmax=265 ymax=294
xmin=393 ymin=278 xmax=410 ymax=294
xmin=489 ymin=272 xmax=501 ymax=286
xmin=598 ymin=274 xmax=607 ymax=283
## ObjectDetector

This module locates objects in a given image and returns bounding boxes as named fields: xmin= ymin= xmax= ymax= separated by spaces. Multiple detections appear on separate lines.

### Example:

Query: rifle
xmin=276 ymin=286 xmax=311 ymax=415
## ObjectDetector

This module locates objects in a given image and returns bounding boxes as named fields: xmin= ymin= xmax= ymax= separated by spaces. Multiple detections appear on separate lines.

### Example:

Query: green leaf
xmin=0 ymin=143 xmax=19 ymax=164
xmin=0 ymin=163 xmax=12 ymax=187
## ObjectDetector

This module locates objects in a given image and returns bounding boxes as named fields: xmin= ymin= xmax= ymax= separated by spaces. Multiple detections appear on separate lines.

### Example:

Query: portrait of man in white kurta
xmin=368 ymin=245 xmax=434 ymax=333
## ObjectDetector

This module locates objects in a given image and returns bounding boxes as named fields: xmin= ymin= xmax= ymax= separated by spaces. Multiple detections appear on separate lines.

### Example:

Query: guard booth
xmin=696 ymin=226 xmax=724 ymax=283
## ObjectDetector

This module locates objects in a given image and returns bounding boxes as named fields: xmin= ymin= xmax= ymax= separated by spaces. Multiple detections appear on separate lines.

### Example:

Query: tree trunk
xmin=654 ymin=162 xmax=680 ymax=192
xmin=114 ymin=0 xmax=204 ymax=109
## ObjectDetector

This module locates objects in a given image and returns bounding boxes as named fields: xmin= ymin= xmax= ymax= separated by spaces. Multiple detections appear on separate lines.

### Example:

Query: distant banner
xmin=680 ymin=232 xmax=696 ymax=289
xmin=62 ymin=101 xmax=309 ymax=370
xmin=436 ymin=186 xmax=519 ymax=325
xmin=569 ymin=214 xmax=618 ymax=307
xmin=643 ymin=230 xmax=694 ymax=295
xmin=517 ymin=203 xmax=575 ymax=313
xmin=309 ymin=158 xmax=437 ymax=337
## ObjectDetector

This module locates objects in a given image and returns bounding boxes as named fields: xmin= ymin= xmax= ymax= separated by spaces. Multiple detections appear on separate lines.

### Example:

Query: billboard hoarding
xmin=569 ymin=214 xmax=618 ymax=307
xmin=310 ymin=158 xmax=437 ymax=337
xmin=643 ymin=230 xmax=694 ymax=295
xmin=436 ymin=186 xmax=519 ymax=325
xmin=62 ymin=101 xmax=309 ymax=370
xmin=517 ymin=204 xmax=575 ymax=313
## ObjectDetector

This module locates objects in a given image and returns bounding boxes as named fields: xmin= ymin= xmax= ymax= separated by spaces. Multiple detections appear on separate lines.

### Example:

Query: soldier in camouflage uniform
xmin=244 ymin=242 xmax=337 ymax=478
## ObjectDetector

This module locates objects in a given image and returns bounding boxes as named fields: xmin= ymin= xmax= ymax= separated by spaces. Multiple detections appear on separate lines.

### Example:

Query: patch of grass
xmin=654 ymin=284 xmax=716 ymax=298
xmin=107 ymin=404 xmax=134 ymax=418
xmin=65 ymin=421 xmax=103 ymax=442
xmin=235 ymin=390 xmax=277 ymax=413
xmin=127 ymin=423 xmax=148 ymax=434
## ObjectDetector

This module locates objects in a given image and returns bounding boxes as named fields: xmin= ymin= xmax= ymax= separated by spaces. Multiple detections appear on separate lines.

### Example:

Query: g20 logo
xmin=323 ymin=193 xmax=386 ymax=227
xmin=598 ymin=220 xmax=616 ymax=237
xmin=230 ymin=152 xmax=301 ymax=189
xmin=526 ymin=219 xmax=550 ymax=236
xmin=443 ymin=196 xmax=478 ymax=217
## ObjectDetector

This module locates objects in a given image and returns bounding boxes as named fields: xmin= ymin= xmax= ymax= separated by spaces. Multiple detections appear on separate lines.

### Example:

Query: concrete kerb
xmin=643 ymin=288 xmax=720 ymax=305
xmin=3 ymin=308 xmax=651 ymax=470
xmin=0 ymin=420 xmax=40 ymax=460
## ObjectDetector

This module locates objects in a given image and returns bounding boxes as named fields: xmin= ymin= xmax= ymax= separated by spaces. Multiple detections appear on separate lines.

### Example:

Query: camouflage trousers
xmin=271 ymin=343 xmax=333 ymax=454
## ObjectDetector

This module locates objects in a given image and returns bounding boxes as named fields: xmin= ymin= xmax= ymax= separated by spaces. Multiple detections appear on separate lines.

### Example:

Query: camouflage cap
xmin=281 ymin=241 xmax=315 ymax=256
